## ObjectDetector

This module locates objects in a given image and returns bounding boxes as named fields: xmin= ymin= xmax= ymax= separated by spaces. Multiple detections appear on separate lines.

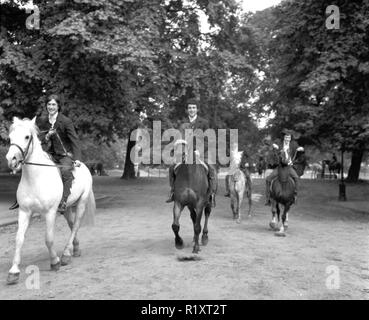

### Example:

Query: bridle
xmin=9 ymin=133 xmax=73 ymax=168
xmin=10 ymin=135 xmax=34 ymax=165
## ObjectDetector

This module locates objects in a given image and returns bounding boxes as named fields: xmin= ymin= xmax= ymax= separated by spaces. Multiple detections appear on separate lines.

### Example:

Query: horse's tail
xmin=81 ymin=187 xmax=96 ymax=227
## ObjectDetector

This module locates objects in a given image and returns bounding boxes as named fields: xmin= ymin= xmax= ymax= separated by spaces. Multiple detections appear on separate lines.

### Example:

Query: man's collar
xmin=188 ymin=114 xmax=197 ymax=123
xmin=48 ymin=112 xmax=59 ymax=124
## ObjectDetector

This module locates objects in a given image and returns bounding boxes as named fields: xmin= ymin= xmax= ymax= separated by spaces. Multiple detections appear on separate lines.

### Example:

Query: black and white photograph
xmin=0 ymin=0 xmax=368 ymax=304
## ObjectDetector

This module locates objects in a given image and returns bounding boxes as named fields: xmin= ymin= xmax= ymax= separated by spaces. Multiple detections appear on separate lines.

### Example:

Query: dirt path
xmin=0 ymin=177 xmax=368 ymax=299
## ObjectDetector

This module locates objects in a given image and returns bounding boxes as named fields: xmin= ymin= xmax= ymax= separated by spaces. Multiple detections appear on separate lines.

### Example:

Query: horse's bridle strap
xmin=10 ymin=136 xmax=73 ymax=168
xmin=22 ymin=162 xmax=74 ymax=168
xmin=10 ymin=135 xmax=33 ymax=163
xmin=10 ymin=143 xmax=26 ymax=161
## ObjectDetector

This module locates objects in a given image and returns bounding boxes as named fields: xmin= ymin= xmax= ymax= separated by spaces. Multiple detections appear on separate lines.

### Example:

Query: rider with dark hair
xmin=9 ymin=94 xmax=81 ymax=213
xmin=166 ymin=98 xmax=217 ymax=207
xmin=265 ymin=129 xmax=301 ymax=206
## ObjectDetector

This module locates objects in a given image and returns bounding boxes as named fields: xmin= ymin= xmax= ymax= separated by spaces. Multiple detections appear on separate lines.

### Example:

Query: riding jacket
xmin=37 ymin=113 xmax=81 ymax=161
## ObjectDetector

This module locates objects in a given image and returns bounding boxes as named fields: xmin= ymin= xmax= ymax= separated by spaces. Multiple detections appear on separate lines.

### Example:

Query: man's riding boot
xmin=166 ymin=165 xmax=175 ymax=203
xmin=166 ymin=190 xmax=174 ymax=203
xmin=265 ymin=181 xmax=271 ymax=206
xmin=292 ymin=178 xmax=298 ymax=204
xmin=9 ymin=200 xmax=19 ymax=210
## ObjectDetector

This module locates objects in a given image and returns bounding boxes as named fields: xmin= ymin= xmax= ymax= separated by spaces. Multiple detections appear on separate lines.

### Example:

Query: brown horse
xmin=171 ymin=163 xmax=212 ymax=254
xmin=268 ymin=151 xmax=296 ymax=237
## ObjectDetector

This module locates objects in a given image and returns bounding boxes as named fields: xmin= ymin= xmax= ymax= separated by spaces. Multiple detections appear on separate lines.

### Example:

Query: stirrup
xmin=224 ymin=192 xmax=230 ymax=198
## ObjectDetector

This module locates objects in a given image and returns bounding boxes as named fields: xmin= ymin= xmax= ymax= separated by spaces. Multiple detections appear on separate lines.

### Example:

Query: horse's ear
xmin=31 ymin=116 xmax=37 ymax=125
xmin=13 ymin=116 xmax=20 ymax=124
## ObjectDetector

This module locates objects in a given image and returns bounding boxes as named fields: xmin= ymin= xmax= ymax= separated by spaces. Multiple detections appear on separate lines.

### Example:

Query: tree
xmin=251 ymin=0 xmax=369 ymax=181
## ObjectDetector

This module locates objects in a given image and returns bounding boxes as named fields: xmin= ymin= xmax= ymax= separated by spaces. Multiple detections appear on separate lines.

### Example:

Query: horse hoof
xmin=73 ymin=248 xmax=82 ymax=257
xmin=61 ymin=255 xmax=72 ymax=266
xmin=50 ymin=261 xmax=61 ymax=271
xmin=275 ymin=231 xmax=286 ymax=237
xmin=175 ymin=239 xmax=184 ymax=250
xmin=192 ymin=247 xmax=200 ymax=254
xmin=201 ymin=235 xmax=208 ymax=246
xmin=284 ymin=224 xmax=288 ymax=230
xmin=6 ymin=272 xmax=20 ymax=285
xmin=236 ymin=218 xmax=241 ymax=224
xmin=269 ymin=222 xmax=277 ymax=230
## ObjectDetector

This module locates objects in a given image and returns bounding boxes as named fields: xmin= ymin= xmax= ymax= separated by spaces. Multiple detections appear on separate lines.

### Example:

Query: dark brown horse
xmin=268 ymin=151 xmax=296 ymax=237
xmin=171 ymin=163 xmax=212 ymax=254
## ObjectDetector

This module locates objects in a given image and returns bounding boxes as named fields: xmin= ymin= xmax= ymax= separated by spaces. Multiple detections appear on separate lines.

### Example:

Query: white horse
xmin=225 ymin=148 xmax=252 ymax=223
xmin=5 ymin=117 xmax=95 ymax=285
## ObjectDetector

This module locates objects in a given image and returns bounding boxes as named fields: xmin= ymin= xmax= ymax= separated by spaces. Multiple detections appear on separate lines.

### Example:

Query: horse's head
xmin=279 ymin=151 xmax=289 ymax=167
xmin=229 ymin=149 xmax=242 ymax=171
xmin=174 ymin=139 xmax=188 ymax=163
xmin=6 ymin=117 xmax=38 ymax=172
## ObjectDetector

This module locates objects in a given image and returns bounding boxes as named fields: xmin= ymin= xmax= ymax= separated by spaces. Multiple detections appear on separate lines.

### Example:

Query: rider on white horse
xmin=9 ymin=94 xmax=82 ymax=213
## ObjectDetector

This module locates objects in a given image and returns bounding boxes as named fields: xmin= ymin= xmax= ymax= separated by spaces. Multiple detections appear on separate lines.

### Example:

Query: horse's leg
xmin=285 ymin=212 xmax=289 ymax=230
xmin=192 ymin=204 xmax=204 ymax=254
xmin=172 ymin=202 xmax=184 ymax=249
xmin=246 ymin=182 xmax=252 ymax=218
xmin=45 ymin=210 xmax=61 ymax=270
xmin=269 ymin=201 xmax=278 ymax=230
xmin=201 ymin=205 xmax=211 ymax=246
xmin=275 ymin=204 xmax=289 ymax=237
xmin=236 ymin=190 xmax=243 ymax=224
xmin=61 ymin=198 xmax=86 ymax=266
xmin=7 ymin=209 xmax=32 ymax=285
xmin=230 ymin=194 xmax=236 ymax=220
xmin=190 ymin=208 xmax=196 ymax=243
xmin=63 ymin=208 xmax=81 ymax=257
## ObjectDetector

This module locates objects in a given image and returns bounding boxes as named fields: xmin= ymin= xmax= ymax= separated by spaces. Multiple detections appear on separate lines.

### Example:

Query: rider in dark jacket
xmin=9 ymin=94 xmax=81 ymax=213
xmin=166 ymin=98 xmax=217 ymax=207
xmin=265 ymin=129 xmax=301 ymax=206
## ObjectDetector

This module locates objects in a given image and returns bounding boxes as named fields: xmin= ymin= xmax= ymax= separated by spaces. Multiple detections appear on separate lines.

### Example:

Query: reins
xmin=22 ymin=162 xmax=74 ymax=168
xmin=10 ymin=134 xmax=74 ymax=169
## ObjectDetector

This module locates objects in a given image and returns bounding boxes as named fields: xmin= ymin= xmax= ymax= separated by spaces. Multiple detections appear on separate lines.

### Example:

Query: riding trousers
xmin=53 ymin=155 xmax=74 ymax=202
xmin=169 ymin=163 xmax=218 ymax=194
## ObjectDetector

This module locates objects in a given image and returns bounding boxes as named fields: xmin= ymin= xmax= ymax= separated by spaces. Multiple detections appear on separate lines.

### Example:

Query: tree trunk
xmin=346 ymin=149 xmax=364 ymax=182
xmin=121 ymin=129 xmax=137 ymax=179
